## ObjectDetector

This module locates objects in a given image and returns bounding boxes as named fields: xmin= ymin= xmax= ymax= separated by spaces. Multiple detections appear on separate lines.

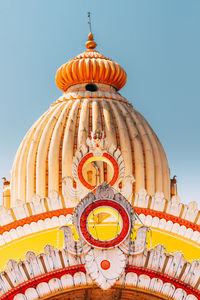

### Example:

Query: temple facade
xmin=0 ymin=32 xmax=199 ymax=300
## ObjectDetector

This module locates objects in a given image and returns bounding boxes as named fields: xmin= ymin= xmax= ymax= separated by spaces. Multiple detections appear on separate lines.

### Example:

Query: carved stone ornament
xmin=62 ymin=131 xmax=135 ymax=205
xmin=60 ymin=183 xmax=149 ymax=290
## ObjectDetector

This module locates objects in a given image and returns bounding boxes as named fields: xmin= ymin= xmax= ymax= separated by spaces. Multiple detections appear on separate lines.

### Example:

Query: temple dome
xmin=56 ymin=33 xmax=127 ymax=92
xmin=56 ymin=49 xmax=127 ymax=92
xmin=10 ymin=38 xmax=170 ymax=207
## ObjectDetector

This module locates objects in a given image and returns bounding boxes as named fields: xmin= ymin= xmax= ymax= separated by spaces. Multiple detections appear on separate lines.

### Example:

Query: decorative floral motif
xmin=63 ymin=131 xmax=130 ymax=202
xmin=86 ymin=130 xmax=108 ymax=155
xmin=95 ymin=182 xmax=115 ymax=199
xmin=85 ymin=248 xmax=126 ymax=289
xmin=60 ymin=183 xmax=149 ymax=289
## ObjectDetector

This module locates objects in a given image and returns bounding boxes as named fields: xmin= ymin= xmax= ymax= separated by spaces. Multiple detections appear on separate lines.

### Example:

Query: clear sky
xmin=0 ymin=0 xmax=199 ymax=205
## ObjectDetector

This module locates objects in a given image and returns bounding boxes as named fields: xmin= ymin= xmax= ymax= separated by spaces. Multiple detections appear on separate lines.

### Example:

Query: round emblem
xmin=77 ymin=199 xmax=131 ymax=248
xmin=77 ymin=152 xmax=119 ymax=190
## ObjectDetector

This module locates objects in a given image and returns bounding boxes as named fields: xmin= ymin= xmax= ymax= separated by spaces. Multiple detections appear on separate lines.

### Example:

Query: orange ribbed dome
xmin=55 ymin=49 xmax=127 ymax=92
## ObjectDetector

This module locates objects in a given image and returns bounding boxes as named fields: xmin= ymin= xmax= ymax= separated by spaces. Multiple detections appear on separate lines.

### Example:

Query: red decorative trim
xmin=80 ymin=199 xmax=130 ymax=248
xmin=77 ymin=152 xmax=119 ymax=190
xmin=134 ymin=207 xmax=200 ymax=233
xmin=1 ymin=264 xmax=199 ymax=299
xmin=77 ymin=152 xmax=94 ymax=190
xmin=126 ymin=265 xmax=200 ymax=298
xmin=0 ymin=264 xmax=86 ymax=300
xmin=0 ymin=208 xmax=74 ymax=235
xmin=0 ymin=206 xmax=199 ymax=239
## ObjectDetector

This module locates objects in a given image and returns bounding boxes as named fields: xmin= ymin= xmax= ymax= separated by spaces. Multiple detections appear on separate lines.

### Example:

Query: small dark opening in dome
xmin=85 ymin=83 xmax=98 ymax=92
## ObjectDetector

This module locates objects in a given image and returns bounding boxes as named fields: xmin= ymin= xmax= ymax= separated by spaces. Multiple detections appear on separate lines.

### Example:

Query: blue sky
xmin=0 ymin=0 xmax=199 ymax=204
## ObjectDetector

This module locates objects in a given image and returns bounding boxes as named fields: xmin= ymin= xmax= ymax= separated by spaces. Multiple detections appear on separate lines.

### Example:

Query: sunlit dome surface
xmin=10 ymin=34 xmax=170 ymax=207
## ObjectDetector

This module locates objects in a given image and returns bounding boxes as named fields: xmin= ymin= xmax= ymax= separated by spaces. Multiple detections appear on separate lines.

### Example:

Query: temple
xmin=0 ymin=30 xmax=199 ymax=300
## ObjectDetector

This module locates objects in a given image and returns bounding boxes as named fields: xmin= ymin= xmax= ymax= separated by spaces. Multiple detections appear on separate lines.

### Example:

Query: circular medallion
xmin=77 ymin=152 xmax=119 ymax=190
xmin=79 ymin=199 xmax=130 ymax=248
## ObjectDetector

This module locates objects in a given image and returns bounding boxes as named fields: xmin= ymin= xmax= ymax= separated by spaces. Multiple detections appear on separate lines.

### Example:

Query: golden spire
xmin=85 ymin=12 xmax=97 ymax=49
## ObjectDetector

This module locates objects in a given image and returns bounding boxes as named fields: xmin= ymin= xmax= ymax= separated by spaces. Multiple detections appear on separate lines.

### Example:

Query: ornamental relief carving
xmin=62 ymin=131 xmax=135 ymax=206
xmin=60 ymin=183 xmax=149 ymax=290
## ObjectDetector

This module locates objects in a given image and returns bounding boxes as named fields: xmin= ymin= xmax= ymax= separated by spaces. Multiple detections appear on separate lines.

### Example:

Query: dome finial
xmin=85 ymin=12 xmax=97 ymax=49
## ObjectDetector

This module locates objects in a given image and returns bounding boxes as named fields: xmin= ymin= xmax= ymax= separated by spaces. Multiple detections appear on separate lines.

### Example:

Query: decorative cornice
xmin=1 ymin=267 xmax=199 ymax=300
xmin=126 ymin=265 xmax=200 ymax=299
xmin=0 ymin=208 xmax=73 ymax=235
xmin=0 ymin=245 xmax=199 ymax=299
xmin=0 ymin=189 xmax=199 ymax=247
xmin=133 ymin=190 xmax=200 ymax=225
xmin=126 ymin=266 xmax=200 ymax=298
xmin=0 ymin=265 xmax=86 ymax=300
xmin=51 ymin=88 xmax=129 ymax=106
xmin=0 ymin=207 xmax=199 ymax=247
xmin=135 ymin=207 xmax=200 ymax=234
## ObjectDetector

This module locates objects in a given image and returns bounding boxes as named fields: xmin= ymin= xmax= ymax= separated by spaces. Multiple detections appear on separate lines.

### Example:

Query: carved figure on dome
xmin=86 ymin=130 xmax=108 ymax=156
xmin=171 ymin=175 xmax=178 ymax=197
xmin=2 ymin=177 xmax=10 ymax=186
xmin=63 ymin=131 xmax=135 ymax=203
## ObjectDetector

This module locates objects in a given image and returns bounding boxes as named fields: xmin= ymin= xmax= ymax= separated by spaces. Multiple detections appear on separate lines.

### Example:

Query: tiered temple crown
xmin=55 ymin=32 xmax=127 ymax=92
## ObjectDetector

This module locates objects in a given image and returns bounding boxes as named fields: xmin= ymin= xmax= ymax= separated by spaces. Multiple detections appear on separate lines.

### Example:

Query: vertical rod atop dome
xmin=86 ymin=12 xmax=97 ymax=49
xmin=88 ymin=12 xmax=92 ymax=33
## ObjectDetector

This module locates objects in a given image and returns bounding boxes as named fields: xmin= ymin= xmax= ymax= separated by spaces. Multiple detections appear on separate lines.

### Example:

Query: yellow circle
xmin=87 ymin=206 xmax=122 ymax=241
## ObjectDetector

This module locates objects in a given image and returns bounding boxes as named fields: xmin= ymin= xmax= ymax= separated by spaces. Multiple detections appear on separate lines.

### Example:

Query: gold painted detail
xmin=87 ymin=206 xmax=122 ymax=240
xmin=85 ymin=32 xmax=97 ymax=49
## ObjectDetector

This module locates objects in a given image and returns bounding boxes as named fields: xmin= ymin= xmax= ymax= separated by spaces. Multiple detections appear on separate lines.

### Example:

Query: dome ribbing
xmin=10 ymin=84 xmax=170 ymax=206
